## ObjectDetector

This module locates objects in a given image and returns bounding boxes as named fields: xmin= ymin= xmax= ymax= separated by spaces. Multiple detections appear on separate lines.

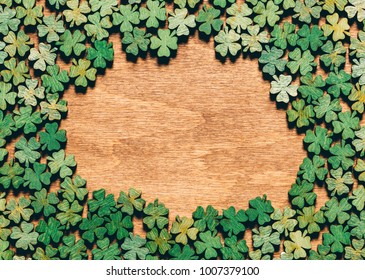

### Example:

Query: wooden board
xmin=62 ymin=34 xmax=322 ymax=226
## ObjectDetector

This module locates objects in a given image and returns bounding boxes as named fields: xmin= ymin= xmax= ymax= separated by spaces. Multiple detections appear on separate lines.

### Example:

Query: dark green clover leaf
xmin=56 ymin=200 xmax=83 ymax=229
xmin=270 ymin=22 xmax=298 ymax=50
xmin=92 ymin=238 xmax=120 ymax=260
xmin=328 ymin=141 xmax=355 ymax=170
xmin=303 ymin=126 xmax=332 ymax=155
xmin=150 ymin=29 xmax=178 ymax=58
xmin=139 ymin=0 xmax=166 ymax=29
xmin=121 ymin=233 xmax=149 ymax=260
xmin=117 ymin=188 xmax=146 ymax=215
xmin=313 ymin=94 xmax=342 ymax=123
xmin=39 ymin=122 xmax=67 ymax=152
xmin=10 ymin=221 xmax=38 ymax=251
xmin=221 ymin=235 xmax=248 ymax=260
xmin=326 ymin=70 xmax=352 ymax=98
xmin=14 ymin=105 xmax=42 ymax=134
xmin=69 ymin=58 xmax=97 ymax=88
xmin=170 ymin=216 xmax=198 ymax=244
xmin=271 ymin=207 xmax=297 ymax=236
xmin=87 ymin=40 xmax=114 ymax=69
xmin=287 ymin=48 xmax=317 ymax=76
xmin=348 ymin=211 xmax=365 ymax=239
xmin=88 ymin=189 xmax=116 ymax=217
xmin=293 ymin=0 xmax=321 ymax=24
xmin=30 ymin=189 xmax=59 ymax=217
xmin=253 ymin=0 xmax=283 ymax=27
xmin=47 ymin=0 xmax=67 ymax=10
xmin=297 ymin=206 xmax=325 ymax=234
xmin=219 ymin=206 xmax=247 ymax=237
xmin=0 ymin=82 xmax=16 ymax=111
xmin=37 ymin=14 xmax=65 ymax=43
xmin=287 ymin=99 xmax=315 ymax=128
xmin=246 ymin=195 xmax=274 ymax=225
xmin=146 ymin=228 xmax=174 ymax=255
xmin=59 ymin=175 xmax=88 ymax=202
xmin=196 ymin=5 xmax=223 ymax=36
xmin=326 ymin=168 xmax=353 ymax=196
xmin=0 ymin=111 xmax=16 ymax=139
xmin=350 ymin=185 xmax=365 ymax=211
xmin=0 ymin=41 xmax=8 ymax=63
xmin=122 ymin=27 xmax=151 ymax=56
xmin=353 ymin=161 xmax=365 ymax=187
xmin=80 ymin=214 xmax=107 ymax=243
xmin=323 ymin=225 xmax=351 ymax=254
xmin=298 ymin=73 xmax=325 ymax=104
xmin=350 ymin=29 xmax=365 ymax=58
xmin=168 ymin=244 xmax=198 ymax=260
xmin=33 ymin=245 xmax=59 ymax=260
xmin=0 ymin=5 xmax=20 ymax=35
xmin=24 ymin=162 xmax=51 ymax=191
xmin=258 ymin=46 xmax=287 ymax=76
xmin=143 ymin=199 xmax=169 ymax=230
xmin=0 ymin=159 xmax=24 ymax=189
xmin=320 ymin=41 xmax=346 ymax=71
xmin=0 ymin=240 xmax=13 ymax=260
xmin=56 ymin=30 xmax=86 ymax=57
xmin=308 ymin=244 xmax=336 ymax=260
xmin=47 ymin=149 xmax=76 ymax=178
xmin=41 ymin=65 xmax=70 ymax=94
xmin=84 ymin=12 xmax=112 ymax=42
xmin=297 ymin=155 xmax=328 ymax=183
xmin=14 ymin=136 xmax=41 ymax=167
xmin=284 ymin=230 xmax=311 ymax=259
xmin=89 ymin=0 xmax=118 ymax=17
xmin=212 ymin=0 xmax=234 ymax=8
xmin=252 ymin=226 xmax=280 ymax=254
xmin=194 ymin=230 xmax=222 ymax=259
xmin=105 ymin=212 xmax=133 ymax=241
xmin=193 ymin=205 xmax=220 ymax=232
xmin=36 ymin=217 xmax=65 ymax=245
xmin=332 ymin=111 xmax=360 ymax=140
xmin=0 ymin=215 xmax=11 ymax=241
xmin=289 ymin=179 xmax=316 ymax=208
xmin=297 ymin=24 xmax=325 ymax=52
xmin=322 ymin=197 xmax=351 ymax=224
xmin=59 ymin=235 xmax=88 ymax=260
xmin=112 ymin=4 xmax=140 ymax=33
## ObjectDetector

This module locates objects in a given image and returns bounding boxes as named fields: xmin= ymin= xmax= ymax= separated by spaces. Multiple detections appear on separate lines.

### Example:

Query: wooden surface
xmin=9 ymin=1 xmax=359 ymax=254
xmin=62 ymin=34 xmax=317 ymax=221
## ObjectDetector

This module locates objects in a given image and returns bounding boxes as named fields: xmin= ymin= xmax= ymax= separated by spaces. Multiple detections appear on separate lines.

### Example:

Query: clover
xmin=0 ymin=0 xmax=364 ymax=261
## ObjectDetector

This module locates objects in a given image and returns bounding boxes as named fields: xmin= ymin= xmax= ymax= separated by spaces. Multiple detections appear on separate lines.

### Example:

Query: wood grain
xmin=62 ymin=34 xmax=313 ymax=223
